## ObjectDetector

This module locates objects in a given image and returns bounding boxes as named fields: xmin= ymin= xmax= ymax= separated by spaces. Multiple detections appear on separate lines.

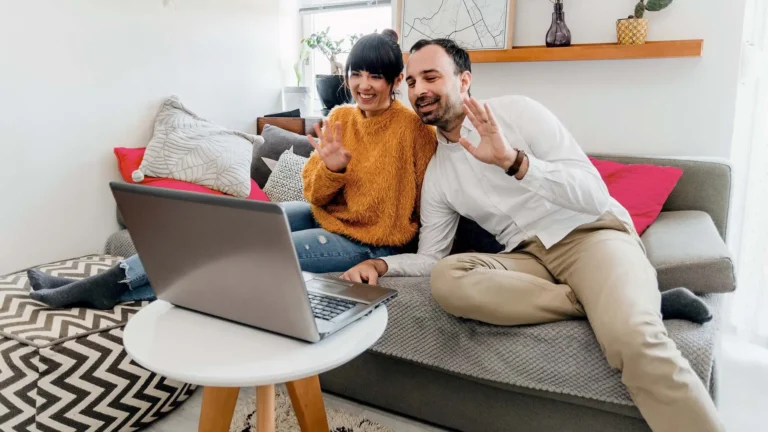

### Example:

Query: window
xmin=303 ymin=5 xmax=393 ymax=77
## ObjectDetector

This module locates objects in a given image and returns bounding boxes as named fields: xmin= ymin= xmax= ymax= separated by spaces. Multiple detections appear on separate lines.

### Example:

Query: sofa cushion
xmin=590 ymin=157 xmax=683 ymax=235
xmin=263 ymin=150 xmax=309 ymax=203
xmin=252 ymin=124 xmax=314 ymax=188
xmin=364 ymin=275 xmax=720 ymax=408
xmin=641 ymin=211 xmax=735 ymax=294
xmin=115 ymin=147 xmax=270 ymax=202
xmin=135 ymin=96 xmax=261 ymax=198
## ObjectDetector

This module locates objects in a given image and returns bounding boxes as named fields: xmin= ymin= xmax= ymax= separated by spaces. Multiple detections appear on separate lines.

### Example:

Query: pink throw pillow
xmin=589 ymin=157 xmax=683 ymax=235
xmin=114 ymin=147 xmax=270 ymax=202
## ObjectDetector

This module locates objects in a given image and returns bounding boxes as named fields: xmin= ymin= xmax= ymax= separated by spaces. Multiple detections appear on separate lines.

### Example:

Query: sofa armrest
xmin=590 ymin=154 xmax=732 ymax=241
xmin=642 ymin=211 xmax=735 ymax=294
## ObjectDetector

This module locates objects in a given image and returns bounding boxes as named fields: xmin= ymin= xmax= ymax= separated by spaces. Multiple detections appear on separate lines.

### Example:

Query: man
xmin=341 ymin=39 xmax=724 ymax=432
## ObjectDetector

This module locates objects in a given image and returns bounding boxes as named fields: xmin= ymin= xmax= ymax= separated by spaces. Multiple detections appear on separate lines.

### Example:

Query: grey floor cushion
xmin=0 ymin=255 xmax=196 ymax=431
xmin=366 ymin=275 xmax=721 ymax=407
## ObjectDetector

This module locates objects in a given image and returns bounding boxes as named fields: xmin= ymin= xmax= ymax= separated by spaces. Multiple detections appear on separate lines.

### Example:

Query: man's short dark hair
xmin=410 ymin=38 xmax=472 ymax=75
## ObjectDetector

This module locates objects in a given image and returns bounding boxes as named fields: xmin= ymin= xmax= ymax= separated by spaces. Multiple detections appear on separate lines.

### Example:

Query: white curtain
xmin=728 ymin=0 xmax=768 ymax=345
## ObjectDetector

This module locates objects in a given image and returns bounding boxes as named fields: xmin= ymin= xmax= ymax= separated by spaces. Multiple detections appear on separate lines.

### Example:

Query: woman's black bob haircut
xmin=345 ymin=29 xmax=403 ymax=90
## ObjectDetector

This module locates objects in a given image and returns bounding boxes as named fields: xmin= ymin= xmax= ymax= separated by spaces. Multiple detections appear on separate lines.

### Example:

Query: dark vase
xmin=546 ymin=1 xmax=571 ymax=47
xmin=315 ymin=74 xmax=353 ymax=115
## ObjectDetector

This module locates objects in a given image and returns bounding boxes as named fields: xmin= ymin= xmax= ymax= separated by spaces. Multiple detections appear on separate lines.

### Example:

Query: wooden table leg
xmin=256 ymin=384 xmax=275 ymax=432
xmin=286 ymin=375 xmax=329 ymax=432
xmin=198 ymin=386 xmax=240 ymax=432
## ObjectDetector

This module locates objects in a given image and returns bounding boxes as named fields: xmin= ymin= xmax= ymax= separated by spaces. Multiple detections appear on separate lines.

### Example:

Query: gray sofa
xmin=106 ymin=154 xmax=735 ymax=432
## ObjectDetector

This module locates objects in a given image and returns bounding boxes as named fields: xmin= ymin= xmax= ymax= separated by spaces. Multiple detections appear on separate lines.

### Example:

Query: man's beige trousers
xmin=430 ymin=213 xmax=724 ymax=432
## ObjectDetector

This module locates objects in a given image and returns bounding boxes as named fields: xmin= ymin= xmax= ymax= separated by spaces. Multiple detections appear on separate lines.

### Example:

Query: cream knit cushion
xmin=263 ymin=149 xmax=309 ymax=203
xmin=133 ymin=96 xmax=263 ymax=198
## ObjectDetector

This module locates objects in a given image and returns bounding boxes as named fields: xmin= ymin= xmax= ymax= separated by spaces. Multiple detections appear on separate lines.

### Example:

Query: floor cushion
xmin=0 ymin=255 xmax=196 ymax=431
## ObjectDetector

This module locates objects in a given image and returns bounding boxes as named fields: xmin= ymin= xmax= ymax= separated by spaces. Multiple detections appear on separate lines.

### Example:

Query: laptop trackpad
xmin=306 ymin=279 xmax=353 ymax=295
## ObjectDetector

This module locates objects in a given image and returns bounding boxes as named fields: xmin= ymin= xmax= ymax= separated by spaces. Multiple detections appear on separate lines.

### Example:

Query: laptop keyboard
xmin=308 ymin=292 xmax=357 ymax=321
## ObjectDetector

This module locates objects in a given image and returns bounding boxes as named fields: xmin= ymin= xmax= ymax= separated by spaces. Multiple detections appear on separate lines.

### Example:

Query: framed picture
xmin=395 ymin=0 xmax=516 ymax=52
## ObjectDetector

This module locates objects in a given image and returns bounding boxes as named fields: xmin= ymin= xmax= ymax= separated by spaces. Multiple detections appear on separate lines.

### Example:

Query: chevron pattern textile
xmin=0 ymin=255 xmax=197 ymax=431
xmin=136 ymin=95 xmax=263 ymax=198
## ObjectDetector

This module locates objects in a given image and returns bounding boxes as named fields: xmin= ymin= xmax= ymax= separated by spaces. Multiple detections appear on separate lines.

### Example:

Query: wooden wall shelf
xmin=403 ymin=40 xmax=703 ymax=64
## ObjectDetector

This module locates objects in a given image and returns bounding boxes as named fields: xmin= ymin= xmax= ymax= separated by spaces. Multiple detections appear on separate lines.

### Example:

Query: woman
xmin=28 ymin=29 xmax=437 ymax=310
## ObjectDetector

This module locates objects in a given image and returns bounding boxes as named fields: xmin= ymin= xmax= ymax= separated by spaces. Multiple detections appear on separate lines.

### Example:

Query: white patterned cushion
xmin=263 ymin=149 xmax=309 ymax=203
xmin=0 ymin=255 xmax=196 ymax=431
xmin=134 ymin=95 xmax=262 ymax=198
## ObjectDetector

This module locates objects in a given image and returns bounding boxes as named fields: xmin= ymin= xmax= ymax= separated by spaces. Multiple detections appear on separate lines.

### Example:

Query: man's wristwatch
xmin=505 ymin=149 xmax=526 ymax=177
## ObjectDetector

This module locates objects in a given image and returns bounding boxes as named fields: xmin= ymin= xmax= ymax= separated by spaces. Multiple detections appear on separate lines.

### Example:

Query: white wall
xmin=0 ymin=0 xmax=284 ymax=275
xmin=398 ymin=0 xmax=746 ymax=159
xmin=279 ymin=0 xmax=303 ymax=87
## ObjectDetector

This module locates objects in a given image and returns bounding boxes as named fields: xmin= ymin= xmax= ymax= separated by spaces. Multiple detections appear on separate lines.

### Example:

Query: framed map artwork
xmin=396 ymin=0 xmax=516 ymax=51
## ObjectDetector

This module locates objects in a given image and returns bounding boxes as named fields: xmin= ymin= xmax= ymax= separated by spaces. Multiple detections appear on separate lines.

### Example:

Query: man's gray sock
xmin=27 ymin=269 xmax=77 ymax=291
xmin=29 ymin=265 xmax=129 ymax=310
xmin=660 ymin=287 xmax=712 ymax=324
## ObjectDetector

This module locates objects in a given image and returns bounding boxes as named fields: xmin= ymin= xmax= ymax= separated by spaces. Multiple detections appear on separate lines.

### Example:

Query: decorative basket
xmin=617 ymin=18 xmax=649 ymax=45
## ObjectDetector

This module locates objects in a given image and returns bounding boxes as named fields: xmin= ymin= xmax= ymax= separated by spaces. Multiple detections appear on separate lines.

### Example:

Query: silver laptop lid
xmin=110 ymin=182 xmax=321 ymax=342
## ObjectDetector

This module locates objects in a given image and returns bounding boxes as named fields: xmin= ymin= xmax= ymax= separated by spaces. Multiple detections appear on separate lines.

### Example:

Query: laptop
xmin=110 ymin=182 xmax=397 ymax=343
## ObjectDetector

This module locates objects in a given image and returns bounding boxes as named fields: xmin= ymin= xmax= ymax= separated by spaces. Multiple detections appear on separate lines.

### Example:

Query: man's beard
xmin=415 ymin=94 xmax=463 ymax=131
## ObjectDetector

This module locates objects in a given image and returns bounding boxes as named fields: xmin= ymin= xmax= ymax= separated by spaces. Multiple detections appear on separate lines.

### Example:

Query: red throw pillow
xmin=589 ymin=157 xmax=682 ymax=235
xmin=114 ymin=147 xmax=270 ymax=202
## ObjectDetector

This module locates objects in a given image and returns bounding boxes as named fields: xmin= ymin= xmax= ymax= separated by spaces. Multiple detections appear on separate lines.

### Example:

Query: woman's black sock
xmin=29 ymin=265 xmax=129 ymax=310
xmin=27 ymin=269 xmax=77 ymax=291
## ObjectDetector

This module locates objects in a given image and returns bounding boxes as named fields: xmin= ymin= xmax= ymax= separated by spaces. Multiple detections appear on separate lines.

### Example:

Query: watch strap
xmin=506 ymin=149 xmax=526 ymax=177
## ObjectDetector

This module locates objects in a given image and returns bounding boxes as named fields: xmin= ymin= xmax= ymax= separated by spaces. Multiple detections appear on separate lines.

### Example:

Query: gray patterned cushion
xmin=252 ymin=124 xmax=314 ymax=188
xmin=263 ymin=150 xmax=309 ymax=203
xmin=135 ymin=95 xmax=262 ymax=198
xmin=0 ymin=255 xmax=196 ymax=431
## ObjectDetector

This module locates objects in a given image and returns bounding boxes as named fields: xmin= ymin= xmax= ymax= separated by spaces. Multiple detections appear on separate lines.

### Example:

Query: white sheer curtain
xmin=728 ymin=0 xmax=768 ymax=345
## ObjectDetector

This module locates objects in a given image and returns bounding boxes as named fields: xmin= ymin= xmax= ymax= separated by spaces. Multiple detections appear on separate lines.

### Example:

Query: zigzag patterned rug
xmin=230 ymin=391 xmax=392 ymax=432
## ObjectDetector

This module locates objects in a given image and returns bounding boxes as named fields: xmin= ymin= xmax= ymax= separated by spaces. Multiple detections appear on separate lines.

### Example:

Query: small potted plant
xmin=302 ymin=28 xmax=361 ymax=113
xmin=617 ymin=0 xmax=674 ymax=45
xmin=281 ymin=46 xmax=312 ymax=115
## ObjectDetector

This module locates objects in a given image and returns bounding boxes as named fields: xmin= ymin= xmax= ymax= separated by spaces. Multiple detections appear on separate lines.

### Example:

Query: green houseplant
xmin=617 ymin=0 xmax=674 ymax=45
xmin=302 ymin=28 xmax=362 ymax=113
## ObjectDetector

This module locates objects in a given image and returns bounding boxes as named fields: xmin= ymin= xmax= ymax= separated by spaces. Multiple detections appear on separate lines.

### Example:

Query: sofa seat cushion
xmin=0 ymin=255 xmax=196 ymax=431
xmin=641 ymin=211 xmax=735 ymax=294
xmin=366 ymin=276 xmax=720 ymax=408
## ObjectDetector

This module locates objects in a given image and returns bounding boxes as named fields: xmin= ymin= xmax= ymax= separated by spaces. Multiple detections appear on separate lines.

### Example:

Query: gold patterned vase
xmin=616 ymin=18 xmax=649 ymax=45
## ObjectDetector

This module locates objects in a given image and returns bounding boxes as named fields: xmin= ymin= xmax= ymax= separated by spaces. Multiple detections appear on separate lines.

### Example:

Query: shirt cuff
xmin=517 ymin=153 xmax=549 ymax=192
xmin=379 ymin=254 xmax=436 ymax=278
xmin=379 ymin=255 xmax=406 ymax=277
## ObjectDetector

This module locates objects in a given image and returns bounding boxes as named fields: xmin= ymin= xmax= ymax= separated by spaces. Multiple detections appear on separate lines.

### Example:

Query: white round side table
xmin=123 ymin=300 xmax=388 ymax=432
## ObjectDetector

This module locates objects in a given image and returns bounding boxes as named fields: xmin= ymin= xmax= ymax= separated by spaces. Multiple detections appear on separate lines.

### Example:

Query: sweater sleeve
xmin=301 ymin=112 xmax=346 ymax=206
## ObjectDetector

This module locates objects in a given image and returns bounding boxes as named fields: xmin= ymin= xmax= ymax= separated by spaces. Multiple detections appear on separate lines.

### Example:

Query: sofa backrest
xmin=119 ymin=117 xmax=732 ymax=243
xmin=590 ymin=154 xmax=732 ymax=241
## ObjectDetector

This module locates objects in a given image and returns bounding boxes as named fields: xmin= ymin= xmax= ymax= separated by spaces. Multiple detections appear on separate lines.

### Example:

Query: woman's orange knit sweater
xmin=302 ymin=100 xmax=437 ymax=247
